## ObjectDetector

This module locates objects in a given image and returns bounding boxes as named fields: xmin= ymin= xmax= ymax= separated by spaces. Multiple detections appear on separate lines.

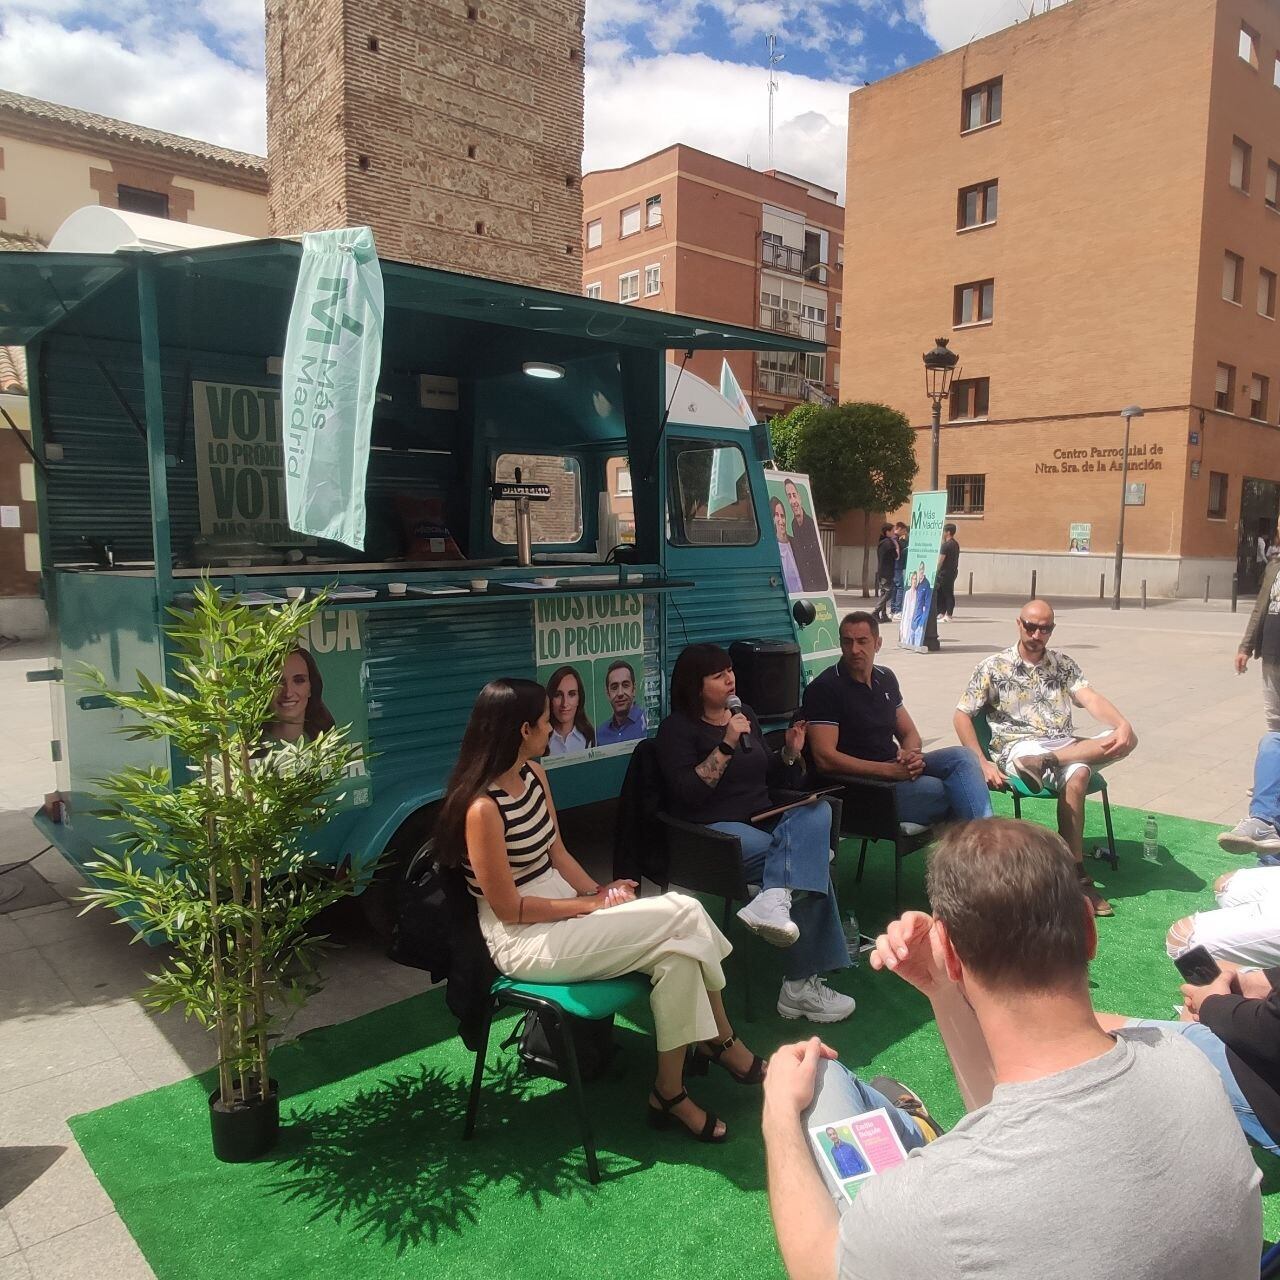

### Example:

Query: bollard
xmin=1030 ymin=569 xmax=1037 ymax=600
xmin=1141 ymin=579 xmax=1147 ymax=609
xmin=1232 ymin=572 xmax=1239 ymax=613
xmin=1205 ymin=574 xmax=1210 ymax=604
xmin=1099 ymin=572 xmax=1105 ymax=600
xmin=968 ymin=570 xmax=973 ymax=597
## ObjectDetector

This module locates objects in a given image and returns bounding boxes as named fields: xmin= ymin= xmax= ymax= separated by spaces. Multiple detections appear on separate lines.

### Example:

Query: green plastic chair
xmin=463 ymin=973 xmax=650 ymax=1184
xmin=970 ymin=711 xmax=1117 ymax=863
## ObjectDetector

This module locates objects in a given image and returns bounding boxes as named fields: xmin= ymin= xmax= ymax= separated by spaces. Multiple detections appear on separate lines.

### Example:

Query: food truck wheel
xmin=360 ymin=804 xmax=439 ymax=941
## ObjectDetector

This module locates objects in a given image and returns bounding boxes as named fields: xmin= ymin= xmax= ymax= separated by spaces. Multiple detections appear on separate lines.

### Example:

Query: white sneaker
xmin=736 ymin=888 xmax=799 ymax=947
xmin=777 ymin=976 xmax=856 ymax=1023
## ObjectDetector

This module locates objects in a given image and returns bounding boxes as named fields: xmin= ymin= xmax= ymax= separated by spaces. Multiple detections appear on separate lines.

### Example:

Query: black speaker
xmin=729 ymin=639 xmax=801 ymax=719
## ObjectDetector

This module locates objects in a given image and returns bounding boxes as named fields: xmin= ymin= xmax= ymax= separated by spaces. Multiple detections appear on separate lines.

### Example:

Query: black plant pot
xmin=209 ymin=1078 xmax=280 ymax=1163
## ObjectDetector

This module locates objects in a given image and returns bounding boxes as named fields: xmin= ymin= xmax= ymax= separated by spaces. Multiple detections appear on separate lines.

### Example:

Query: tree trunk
xmin=860 ymin=511 xmax=871 ymax=596
xmin=222 ymin=748 xmax=251 ymax=1103
xmin=240 ymin=741 xmax=270 ymax=1094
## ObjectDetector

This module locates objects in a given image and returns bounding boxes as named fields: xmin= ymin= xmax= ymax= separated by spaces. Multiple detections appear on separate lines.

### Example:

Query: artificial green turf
xmin=71 ymin=798 xmax=1280 ymax=1278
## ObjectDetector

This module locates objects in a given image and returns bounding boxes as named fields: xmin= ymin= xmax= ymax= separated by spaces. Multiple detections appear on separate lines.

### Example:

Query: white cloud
xmin=906 ymin=0 xmax=1074 ymax=50
xmin=585 ymin=50 xmax=851 ymax=198
xmin=0 ymin=13 xmax=266 ymax=153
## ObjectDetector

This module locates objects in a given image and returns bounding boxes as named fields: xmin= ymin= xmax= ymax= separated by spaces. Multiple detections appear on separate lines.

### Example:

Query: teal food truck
xmin=0 ymin=231 xmax=825 ymax=924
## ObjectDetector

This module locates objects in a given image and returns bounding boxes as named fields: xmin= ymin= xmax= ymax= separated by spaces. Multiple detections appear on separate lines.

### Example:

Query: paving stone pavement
xmin=0 ymin=597 xmax=1265 ymax=1275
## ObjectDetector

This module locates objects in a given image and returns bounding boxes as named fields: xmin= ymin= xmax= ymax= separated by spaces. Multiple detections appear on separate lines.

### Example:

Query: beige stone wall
xmin=267 ymin=0 xmax=586 ymax=292
xmin=0 ymin=133 xmax=267 ymax=243
xmin=839 ymin=0 xmax=1260 ymax=562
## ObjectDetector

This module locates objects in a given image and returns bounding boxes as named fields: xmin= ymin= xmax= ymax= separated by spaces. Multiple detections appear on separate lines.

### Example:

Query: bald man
xmin=953 ymin=599 xmax=1138 ymax=916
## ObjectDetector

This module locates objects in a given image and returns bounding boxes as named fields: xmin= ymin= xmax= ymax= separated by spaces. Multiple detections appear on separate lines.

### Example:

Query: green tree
xmin=768 ymin=402 xmax=820 ymax=472
xmin=794 ymin=401 xmax=918 ymax=594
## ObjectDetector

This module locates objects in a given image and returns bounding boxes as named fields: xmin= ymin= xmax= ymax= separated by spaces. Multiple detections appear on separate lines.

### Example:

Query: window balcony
xmin=759 ymin=240 xmax=829 ymax=284
xmin=757 ymin=305 xmax=827 ymax=343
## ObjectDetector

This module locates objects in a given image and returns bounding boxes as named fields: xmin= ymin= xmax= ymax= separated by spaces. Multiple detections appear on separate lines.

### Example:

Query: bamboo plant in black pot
xmin=80 ymin=582 xmax=363 ymax=1162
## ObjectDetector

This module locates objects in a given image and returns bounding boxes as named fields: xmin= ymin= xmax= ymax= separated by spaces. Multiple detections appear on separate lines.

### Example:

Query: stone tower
xmin=265 ymin=0 xmax=585 ymax=292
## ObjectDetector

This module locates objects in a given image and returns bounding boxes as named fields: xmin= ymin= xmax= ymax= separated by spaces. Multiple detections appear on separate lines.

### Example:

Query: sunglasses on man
xmin=1019 ymin=619 xmax=1055 ymax=635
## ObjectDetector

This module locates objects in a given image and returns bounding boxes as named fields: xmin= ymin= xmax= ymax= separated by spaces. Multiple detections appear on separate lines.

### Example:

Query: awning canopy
xmin=0 ymin=238 xmax=824 ymax=358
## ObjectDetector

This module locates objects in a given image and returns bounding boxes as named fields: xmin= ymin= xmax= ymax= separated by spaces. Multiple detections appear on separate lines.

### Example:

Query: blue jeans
xmin=802 ymin=1058 xmax=927 ymax=1206
xmin=893 ymin=746 xmax=994 ymax=826
xmin=709 ymin=800 xmax=851 ymax=982
xmin=891 ymin=569 xmax=905 ymax=614
xmin=1132 ymin=1020 xmax=1279 ymax=1154
xmin=1250 ymin=732 xmax=1280 ymax=828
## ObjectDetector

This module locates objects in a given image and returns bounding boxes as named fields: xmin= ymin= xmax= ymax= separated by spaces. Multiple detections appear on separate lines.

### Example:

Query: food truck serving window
xmin=491 ymin=453 xmax=584 ymax=545
xmin=668 ymin=439 xmax=759 ymax=547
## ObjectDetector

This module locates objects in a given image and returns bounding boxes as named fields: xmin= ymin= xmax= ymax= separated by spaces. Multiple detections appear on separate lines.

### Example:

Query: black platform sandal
xmin=648 ymin=1088 xmax=727 ymax=1143
xmin=687 ymin=1034 xmax=766 ymax=1085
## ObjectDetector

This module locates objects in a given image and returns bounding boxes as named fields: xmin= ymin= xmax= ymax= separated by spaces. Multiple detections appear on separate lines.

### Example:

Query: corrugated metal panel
xmin=362 ymin=601 xmax=536 ymax=796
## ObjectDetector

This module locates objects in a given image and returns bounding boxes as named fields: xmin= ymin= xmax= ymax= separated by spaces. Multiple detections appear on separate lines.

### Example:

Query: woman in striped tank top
xmin=436 ymin=677 xmax=763 ymax=1144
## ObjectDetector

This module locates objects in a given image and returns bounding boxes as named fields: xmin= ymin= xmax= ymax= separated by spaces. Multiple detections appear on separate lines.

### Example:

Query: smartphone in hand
xmin=1173 ymin=944 xmax=1222 ymax=987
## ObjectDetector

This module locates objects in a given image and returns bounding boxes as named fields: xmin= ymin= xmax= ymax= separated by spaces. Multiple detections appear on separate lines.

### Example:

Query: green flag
xmin=281 ymin=227 xmax=384 ymax=549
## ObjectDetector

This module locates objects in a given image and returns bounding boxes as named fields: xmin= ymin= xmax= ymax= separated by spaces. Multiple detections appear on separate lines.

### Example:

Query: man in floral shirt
xmin=953 ymin=599 xmax=1138 ymax=916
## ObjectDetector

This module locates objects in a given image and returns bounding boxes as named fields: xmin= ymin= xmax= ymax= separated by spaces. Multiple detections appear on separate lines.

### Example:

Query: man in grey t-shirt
xmin=761 ymin=819 xmax=1262 ymax=1280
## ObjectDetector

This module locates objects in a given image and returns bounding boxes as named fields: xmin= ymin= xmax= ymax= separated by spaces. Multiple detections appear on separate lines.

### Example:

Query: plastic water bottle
xmin=1143 ymin=815 xmax=1160 ymax=864
xmin=844 ymin=910 xmax=862 ymax=965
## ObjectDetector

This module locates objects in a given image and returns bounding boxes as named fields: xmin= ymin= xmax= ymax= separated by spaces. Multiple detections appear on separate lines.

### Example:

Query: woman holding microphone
xmin=435 ymin=677 xmax=763 ymax=1143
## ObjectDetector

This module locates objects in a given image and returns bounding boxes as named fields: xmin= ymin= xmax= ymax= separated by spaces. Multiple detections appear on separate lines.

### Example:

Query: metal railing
xmin=759 ymin=241 xmax=829 ymax=284
xmin=757 ymin=305 xmax=827 ymax=342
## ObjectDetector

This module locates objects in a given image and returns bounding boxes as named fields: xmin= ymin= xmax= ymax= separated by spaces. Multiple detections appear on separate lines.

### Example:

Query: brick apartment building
xmin=0 ymin=90 xmax=268 ymax=636
xmin=841 ymin=0 xmax=1280 ymax=598
xmin=581 ymin=145 xmax=843 ymax=420
xmin=265 ymin=0 xmax=586 ymax=292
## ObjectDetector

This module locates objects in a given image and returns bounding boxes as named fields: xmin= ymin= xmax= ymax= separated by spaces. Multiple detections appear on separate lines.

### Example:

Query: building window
xmin=1208 ymin=471 xmax=1229 ymax=519
xmin=1240 ymin=21 xmax=1260 ymax=69
xmin=947 ymin=473 xmax=986 ymax=515
xmin=644 ymin=262 xmax=661 ymax=296
xmin=1224 ymin=251 xmax=1244 ymax=303
xmin=584 ymin=281 xmax=602 ymax=300
xmin=620 ymin=204 xmax=641 ymax=237
xmin=1267 ymin=161 xmax=1280 ymax=210
xmin=1260 ymin=268 xmax=1277 ymax=319
xmin=491 ymin=453 xmax=583 ymax=546
xmin=957 ymin=180 xmax=998 ymax=230
xmin=961 ymin=78 xmax=1002 ymax=132
xmin=1216 ymin=362 xmax=1236 ymax=412
xmin=618 ymin=270 xmax=639 ymax=303
xmin=586 ymin=218 xmax=602 ymax=249
xmin=117 ymin=185 xmax=169 ymax=218
xmin=668 ymin=439 xmax=758 ymax=547
xmin=645 ymin=194 xmax=662 ymax=227
xmin=836 ymin=242 xmax=844 ymax=268
xmin=834 ymin=301 xmax=842 ymax=331
xmin=833 ymin=362 xmax=840 ymax=387
xmin=1275 ymin=56 xmax=1280 ymax=89
xmin=803 ymin=352 xmax=826 ymax=384
xmin=949 ymin=377 xmax=990 ymax=421
xmin=1231 ymin=137 xmax=1252 ymax=191
xmin=1251 ymin=373 xmax=1270 ymax=421
xmin=954 ymin=279 xmax=995 ymax=325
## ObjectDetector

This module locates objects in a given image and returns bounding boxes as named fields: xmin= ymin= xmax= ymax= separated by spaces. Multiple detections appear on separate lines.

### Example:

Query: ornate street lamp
xmin=923 ymin=337 xmax=960 ymax=490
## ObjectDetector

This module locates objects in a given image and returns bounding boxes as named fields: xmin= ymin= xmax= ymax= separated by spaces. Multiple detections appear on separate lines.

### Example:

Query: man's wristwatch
xmin=716 ymin=741 xmax=734 ymax=758
xmin=781 ymin=748 xmax=799 ymax=766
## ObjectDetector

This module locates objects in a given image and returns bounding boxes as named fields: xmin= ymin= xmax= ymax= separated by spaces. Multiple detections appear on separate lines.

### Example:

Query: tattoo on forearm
xmin=695 ymin=747 xmax=730 ymax=787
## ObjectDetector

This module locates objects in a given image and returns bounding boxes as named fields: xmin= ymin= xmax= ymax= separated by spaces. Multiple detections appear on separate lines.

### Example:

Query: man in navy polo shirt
xmin=802 ymin=611 xmax=992 ymax=827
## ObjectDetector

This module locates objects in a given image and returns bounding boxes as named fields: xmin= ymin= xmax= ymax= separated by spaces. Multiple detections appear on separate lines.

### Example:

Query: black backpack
xmin=504 ymin=1008 xmax=621 ymax=1083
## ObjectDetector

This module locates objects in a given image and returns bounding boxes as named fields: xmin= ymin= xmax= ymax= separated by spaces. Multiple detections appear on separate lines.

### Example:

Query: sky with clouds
xmin=0 ymin=0 xmax=1067 ymax=200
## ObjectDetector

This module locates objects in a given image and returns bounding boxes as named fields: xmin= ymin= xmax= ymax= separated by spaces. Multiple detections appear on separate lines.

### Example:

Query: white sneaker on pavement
xmin=736 ymin=887 xmax=799 ymax=947
xmin=776 ymin=975 xmax=857 ymax=1023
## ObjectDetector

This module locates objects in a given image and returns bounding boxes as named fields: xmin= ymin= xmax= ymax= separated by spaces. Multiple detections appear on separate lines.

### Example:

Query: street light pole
xmin=930 ymin=395 xmax=943 ymax=490
xmin=922 ymin=338 xmax=960 ymax=492
xmin=1113 ymin=404 xmax=1145 ymax=610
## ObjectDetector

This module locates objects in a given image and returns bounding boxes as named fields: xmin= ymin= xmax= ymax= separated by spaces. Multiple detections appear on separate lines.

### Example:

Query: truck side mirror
xmin=792 ymin=599 xmax=816 ymax=628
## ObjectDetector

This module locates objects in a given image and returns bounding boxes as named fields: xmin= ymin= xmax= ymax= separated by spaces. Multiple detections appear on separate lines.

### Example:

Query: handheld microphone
xmin=725 ymin=695 xmax=753 ymax=753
